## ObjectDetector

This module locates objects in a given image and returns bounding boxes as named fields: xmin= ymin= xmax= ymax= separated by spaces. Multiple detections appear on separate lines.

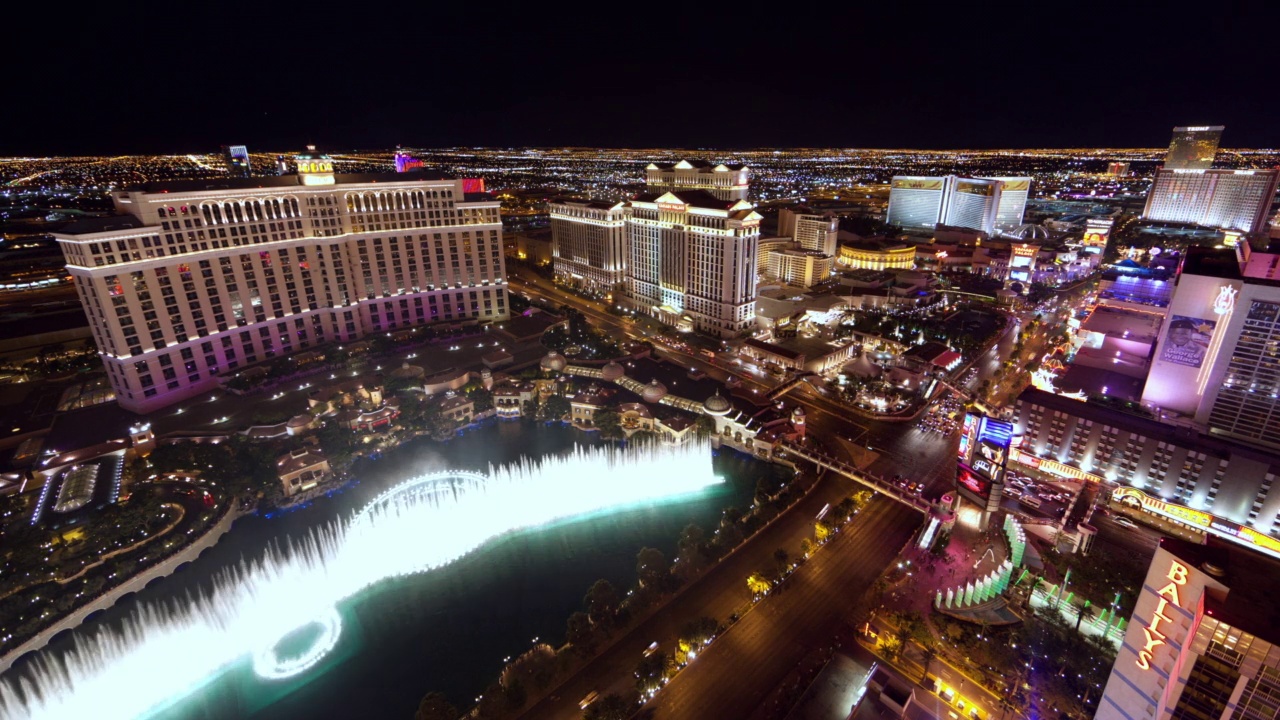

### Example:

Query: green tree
xmin=584 ymin=579 xmax=620 ymax=625
xmin=565 ymin=611 xmax=596 ymax=652
xmin=879 ymin=635 xmax=903 ymax=661
xmin=1075 ymin=601 xmax=1095 ymax=635
xmin=583 ymin=693 xmax=634 ymax=720
xmin=541 ymin=395 xmax=570 ymax=421
xmin=773 ymin=548 xmax=790 ymax=576
xmin=694 ymin=414 xmax=716 ymax=439
xmin=799 ymin=537 xmax=815 ymax=558
xmin=414 ymin=691 xmax=458 ymax=720
xmin=634 ymin=651 xmax=673 ymax=694
xmin=594 ymin=410 xmax=622 ymax=439
xmin=678 ymin=616 xmax=720 ymax=647
xmin=467 ymin=386 xmax=494 ymax=413
xmin=635 ymin=547 xmax=667 ymax=590
xmin=502 ymin=643 xmax=558 ymax=691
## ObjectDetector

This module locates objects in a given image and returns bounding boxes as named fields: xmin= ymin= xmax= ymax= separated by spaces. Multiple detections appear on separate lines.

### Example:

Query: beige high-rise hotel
xmin=55 ymin=150 xmax=507 ymax=413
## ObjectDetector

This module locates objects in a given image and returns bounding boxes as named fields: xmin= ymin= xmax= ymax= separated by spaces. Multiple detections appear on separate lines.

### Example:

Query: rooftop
xmin=1017 ymin=387 xmax=1280 ymax=466
xmin=648 ymin=160 xmax=747 ymax=172
xmin=1055 ymin=365 xmax=1146 ymax=402
xmin=1181 ymin=246 xmax=1242 ymax=281
xmin=549 ymin=197 xmax=625 ymax=211
xmin=1160 ymin=536 xmax=1280 ymax=642
xmin=1080 ymin=305 xmax=1164 ymax=343
xmin=904 ymin=341 xmax=951 ymax=363
xmin=57 ymin=216 xmax=148 ymax=235
xmin=630 ymin=189 xmax=740 ymax=210
xmin=743 ymin=337 xmax=804 ymax=361
xmin=276 ymin=448 xmax=327 ymax=476
xmin=45 ymin=402 xmax=145 ymax=456
xmin=119 ymin=169 xmax=458 ymax=195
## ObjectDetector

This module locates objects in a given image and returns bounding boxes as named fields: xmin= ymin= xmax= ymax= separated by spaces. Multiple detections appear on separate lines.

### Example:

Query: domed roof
xmin=601 ymin=361 xmax=625 ymax=382
xmin=541 ymin=351 xmax=567 ymax=372
xmin=640 ymin=379 xmax=668 ymax=404
xmin=390 ymin=362 xmax=424 ymax=380
xmin=702 ymin=390 xmax=731 ymax=416
xmin=1007 ymin=223 xmax=1051 ymax=241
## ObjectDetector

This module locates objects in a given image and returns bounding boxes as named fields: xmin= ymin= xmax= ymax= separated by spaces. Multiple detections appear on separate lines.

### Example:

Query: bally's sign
xmin=1135 ymin=560 xmax=1189 ymax=671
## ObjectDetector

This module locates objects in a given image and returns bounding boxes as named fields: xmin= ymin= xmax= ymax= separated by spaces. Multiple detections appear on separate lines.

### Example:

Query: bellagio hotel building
xmin=55 ymin=155 xmax=507 ymax=413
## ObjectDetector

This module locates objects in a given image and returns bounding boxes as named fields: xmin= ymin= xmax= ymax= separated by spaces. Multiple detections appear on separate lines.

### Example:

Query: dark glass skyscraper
xmin=221 ymin=145 xmax=251 ymax=177
xmin=1165 ymin=125 xmax=1224 ymax=170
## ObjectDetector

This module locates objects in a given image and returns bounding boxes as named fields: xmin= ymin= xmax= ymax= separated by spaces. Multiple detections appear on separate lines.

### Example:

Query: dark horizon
xmin=6 ymin=1 xmax=1277 ymax=157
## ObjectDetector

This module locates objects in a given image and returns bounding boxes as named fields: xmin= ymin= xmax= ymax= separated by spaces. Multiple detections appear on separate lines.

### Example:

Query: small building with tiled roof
xmin=276 ymin=447 xmax=330 ymax=498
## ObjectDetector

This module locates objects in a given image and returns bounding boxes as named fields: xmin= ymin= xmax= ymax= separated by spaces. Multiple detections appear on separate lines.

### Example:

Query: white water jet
xmin=0 ymin=440 xmax=721 ymax=720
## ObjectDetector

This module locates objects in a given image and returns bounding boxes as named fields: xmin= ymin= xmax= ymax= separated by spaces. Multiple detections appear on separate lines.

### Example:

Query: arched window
xmin=158 ymin=207 xmax=167 ymax=218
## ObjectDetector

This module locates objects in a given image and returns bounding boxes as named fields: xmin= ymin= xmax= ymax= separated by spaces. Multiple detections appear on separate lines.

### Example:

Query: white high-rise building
xmin=765 ymin=249 xmax=833 ymax=288
xmin=779 ymin=207 xmax=838 ymax=255
xmin=886 ymin=175 xmax=1014 ymax=235
xmin=644 ymin=159 xmax=749 ymax=201
xmin=54 ymin=153 xmax=507 ymax=413
xmin=548 ymin=198 xmax=627 ymax=292
xmin=942 ymin=178 xmax=1002 ymax=233
xmin=1165 ymin=125 xmax=1224 ymax=170
xmin=982 ymin=176 xmax=1031 ymax=232
xmin=1142 ymin=167 xmax=1280 ymax=234
xmin=886 ymin=176 xmax=949 ymax=231
xmin=623 ymin=189 xmax=760 ymax=337
xmin=1099 ymin=537 xmax=1280 ymax=720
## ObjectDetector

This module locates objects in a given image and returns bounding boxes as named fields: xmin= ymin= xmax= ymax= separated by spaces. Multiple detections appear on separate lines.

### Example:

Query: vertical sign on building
xmin=956 ymin=413 xmax=1012 ymax=527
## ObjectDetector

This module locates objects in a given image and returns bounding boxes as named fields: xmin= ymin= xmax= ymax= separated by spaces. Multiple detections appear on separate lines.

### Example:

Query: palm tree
xmin=1075 ymin=601 xmax=1095 ymax=634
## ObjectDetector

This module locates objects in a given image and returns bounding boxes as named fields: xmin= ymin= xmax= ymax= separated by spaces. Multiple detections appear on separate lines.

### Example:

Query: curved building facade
xmin=56 ymin=161 xmax=507 ymax=413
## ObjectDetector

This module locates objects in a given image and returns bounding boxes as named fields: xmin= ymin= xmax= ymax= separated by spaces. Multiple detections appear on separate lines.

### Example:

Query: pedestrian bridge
xmin=777 ymin=442 xmax=932 ymax=513
xmin=765 ymin=372 xmax=815 ymax=402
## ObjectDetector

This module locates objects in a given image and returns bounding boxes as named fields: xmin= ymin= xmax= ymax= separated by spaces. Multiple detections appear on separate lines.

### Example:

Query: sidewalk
xmin=880 ymin=510 xmax=1012 ymax=619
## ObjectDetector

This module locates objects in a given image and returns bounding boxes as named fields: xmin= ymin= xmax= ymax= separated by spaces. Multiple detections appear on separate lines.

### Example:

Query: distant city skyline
xmin=6 ymin=2 xmax=1277 ymax=156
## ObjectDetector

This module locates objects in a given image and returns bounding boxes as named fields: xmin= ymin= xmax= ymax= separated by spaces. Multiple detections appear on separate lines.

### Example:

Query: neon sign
xmin=1135 ymin=561 xmax=1188 ymax=670
xmin=1212 ymin=285 xmax=1237 ymax=316
xmin=1113 ymin=486 xmax=1280 ymax=558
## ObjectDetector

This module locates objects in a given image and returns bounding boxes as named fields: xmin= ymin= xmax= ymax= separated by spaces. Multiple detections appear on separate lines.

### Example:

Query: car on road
xmin=1114 ymin=516 xmax=1138 ymax=529
xmin=1019 ymin=495 xmax=1043 ymax=509
xmin=579 ymin=691 xmax=599 ymax=709
xmin=644 ymin=641 xmax=659 ymax=657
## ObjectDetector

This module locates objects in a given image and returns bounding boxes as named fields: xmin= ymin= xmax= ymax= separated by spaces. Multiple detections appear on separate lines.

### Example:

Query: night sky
xmin=8 ymin=1 xmax=1277 ymax=155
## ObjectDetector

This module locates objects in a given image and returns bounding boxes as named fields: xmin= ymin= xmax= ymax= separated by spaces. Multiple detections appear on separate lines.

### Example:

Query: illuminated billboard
xmin=1159 ymin=315 xmax=1215 ymax=368
xmin=957 ymin=413 xmax=978 ymax=462
xmin=956 ymin=413 xmax=1011 ymax=516
xmin=1000 ymin=179 xmax=1030 ymax=192
xmin=1112 ymin=486 xmax=1280 ymax=559
xmin=955 ymin=180 xmax=996 ymax=196
xmin=956 ymin=463 xmax=991 ymax=501
xmin=394 ymin=152 xmax=424 ymax=173
xmin=1010 ymin=244 xmax=1038 ymax=269
xmin=1081 ymin=218 xmax=1112 ymax=253
xmin=891 ymin=178 xmax=945 ymax=190
xmin=972 ymin=415 xmax=1013 ymax=482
